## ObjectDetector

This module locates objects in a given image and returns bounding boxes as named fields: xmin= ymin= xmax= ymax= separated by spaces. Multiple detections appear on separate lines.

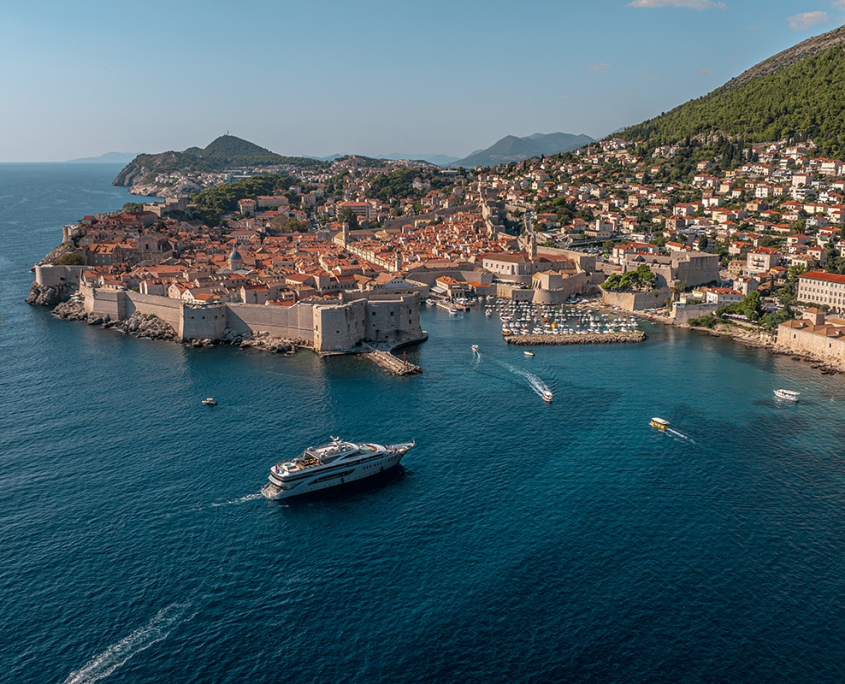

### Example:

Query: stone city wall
xmin=126 ymin=292 xmax=184 ymax=331
xmin=670 ymin=301 xmax=719 ymax=326
xmin=181 ymin=304 xmax=228 ymax=341
xmin=35 ymin=264 xmax=85 ymax=288
xmin=601 ymin=288 xmax=670 ymax=311
xmin=531 ymin=272 xmax=590 ymax=305
xmin=227 ymin=302 xmax=315 ymax=344
xmin=777 ymin=326 xmax=845 ymax=365
xmin=314 ymin=298 xmax=368 ymax=351
xmin=496 ymin=284 xmax=535 ymax=302
xmin=364 ymin=295 xmax=422 ymax=346
xmin=79 ymin=286 xmax=423 ymax=350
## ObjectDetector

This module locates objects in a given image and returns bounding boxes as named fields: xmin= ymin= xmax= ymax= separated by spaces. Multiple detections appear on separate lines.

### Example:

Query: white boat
xmin=774 ymin=389 xmax=800 ymax=402
xmin=201 ymin=398 xmax=217 ymax=406
xmin=471 ymin=344 xmax=479 ymax=353
xmin=524 ymin=350 xmax=535 ymax=357
xmin=261 ymin=437 xmax=415 ymax=500
xmin=542 ymin=390 xmax=553 ymax=403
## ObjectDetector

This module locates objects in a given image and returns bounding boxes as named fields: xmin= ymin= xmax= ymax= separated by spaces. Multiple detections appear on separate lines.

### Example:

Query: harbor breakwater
xmin=504 ymin=331 xmax=646 ymax=345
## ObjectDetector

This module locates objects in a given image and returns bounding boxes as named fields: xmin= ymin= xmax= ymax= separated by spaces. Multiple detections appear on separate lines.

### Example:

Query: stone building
xmin=797 ymin=271 xmax=845 ymax=312
xmin=778 ymin=309 xmax=845 ymax=365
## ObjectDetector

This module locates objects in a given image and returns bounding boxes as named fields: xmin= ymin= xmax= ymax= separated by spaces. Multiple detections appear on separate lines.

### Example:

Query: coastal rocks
xmin=52 ymin=298 xmax=86 ymax=320
xmin=113 ymin=312 xmax=177 ymax=341
xmin=235 ymin=330 xmax=294 ymax=353
xmin=26 ymin=282 xmax=74 ymax=307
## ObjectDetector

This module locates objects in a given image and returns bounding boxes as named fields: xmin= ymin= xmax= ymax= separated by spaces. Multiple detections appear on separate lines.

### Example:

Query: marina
xmin=505 ymin=331 xmax=646 ymax=345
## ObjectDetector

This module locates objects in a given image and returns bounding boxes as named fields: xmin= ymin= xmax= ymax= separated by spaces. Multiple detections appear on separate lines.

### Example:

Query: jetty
xmin=505 ymin=331 xmax=646 ymax=346
xmin=363 ymin=347 xmax=422 ymax=375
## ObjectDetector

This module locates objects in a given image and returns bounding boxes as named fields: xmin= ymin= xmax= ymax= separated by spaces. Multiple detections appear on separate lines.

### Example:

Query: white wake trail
xmin=64 ymin=602 xmax=193 ymax=684
xmin=666 ymin=427 xmax=696 ymax=444
xmin=211 ymin=492 xmax=263 ymax=507
xmin=497 ymin=360 xmax=551 ymax=399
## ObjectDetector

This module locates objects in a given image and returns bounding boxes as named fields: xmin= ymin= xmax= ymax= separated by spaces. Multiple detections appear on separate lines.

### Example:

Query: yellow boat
xmin=650 ymin=417 xmax=670 ymax=430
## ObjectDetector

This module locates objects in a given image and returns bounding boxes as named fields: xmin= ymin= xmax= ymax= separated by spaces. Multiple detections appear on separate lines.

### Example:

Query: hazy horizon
xmin=2 ymin=0 xmax=842 ymax=162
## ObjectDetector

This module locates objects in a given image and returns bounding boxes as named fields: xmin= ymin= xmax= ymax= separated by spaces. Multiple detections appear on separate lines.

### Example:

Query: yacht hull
xmin=261 ymin=445 xmax=411 ymax=500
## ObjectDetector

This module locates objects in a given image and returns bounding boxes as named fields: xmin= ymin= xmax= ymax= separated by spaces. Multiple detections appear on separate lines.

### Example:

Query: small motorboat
xmin=774 ymin=389 xmax=800 ymax=402
xmin=524 ymin=350 xmax=535 ymax=357
xmin=202 ymin=398 xmax=217 ymax=406
xmin=542 ymin=390 xmax=553 ymax=403
xmin=471 ymin=344 xmax=479 ymax=353
xmin=650 ymin=417 xmax=669 ymax=430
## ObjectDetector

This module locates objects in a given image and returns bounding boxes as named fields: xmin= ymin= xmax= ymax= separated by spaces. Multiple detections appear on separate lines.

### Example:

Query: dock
xmin=505 ymin=331 xmax=646 ymax=345
xmin=364 ymin=348 xmax=422 ymax=375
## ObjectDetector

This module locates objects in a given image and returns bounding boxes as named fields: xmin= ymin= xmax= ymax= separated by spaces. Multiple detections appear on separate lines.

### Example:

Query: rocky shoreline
xmin=26 ymin=282 xmax=76 ymax=307
xmin=688 ymin=322 xmax=844 ymax=374
xmin=598 ymin=304 xmax=845 ymax=374
xmin=50 ymin=299 xmax=300 ymax=353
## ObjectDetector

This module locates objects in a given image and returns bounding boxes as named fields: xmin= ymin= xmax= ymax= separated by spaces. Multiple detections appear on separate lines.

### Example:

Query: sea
xmin=2 ymin=163 xmax=845 ymax=683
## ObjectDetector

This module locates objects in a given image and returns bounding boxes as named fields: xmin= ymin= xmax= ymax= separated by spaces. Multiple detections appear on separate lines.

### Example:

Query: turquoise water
xmin=2 ymin=164 xmax=845 ymax=683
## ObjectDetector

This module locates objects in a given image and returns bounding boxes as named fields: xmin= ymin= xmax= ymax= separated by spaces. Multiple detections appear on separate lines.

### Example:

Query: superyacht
xmin=261 ymin=437 xmax=415 ymax=500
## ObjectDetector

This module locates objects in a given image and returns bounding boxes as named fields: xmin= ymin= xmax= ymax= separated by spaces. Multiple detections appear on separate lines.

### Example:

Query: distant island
xmin=66 ymin=152 xmax=138 ymax=164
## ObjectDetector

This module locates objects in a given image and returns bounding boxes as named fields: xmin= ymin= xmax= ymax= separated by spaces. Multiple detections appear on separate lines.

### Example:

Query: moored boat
xmin=261 ymin=437 xmax=415 ymax=500
xmin=524 ymin=350 xmax=535 ymax=357
xmin=201 ymin=397 xmax=217 ymax=406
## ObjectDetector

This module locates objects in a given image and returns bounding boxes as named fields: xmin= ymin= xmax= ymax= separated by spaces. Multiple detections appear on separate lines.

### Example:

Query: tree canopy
xmin=620 ymin=48 xmax=845 ymax=158
xmin=190 ymin=174 xmax=293 ymax=226
xmin=603 ymin=264 xmax=657 ymax=292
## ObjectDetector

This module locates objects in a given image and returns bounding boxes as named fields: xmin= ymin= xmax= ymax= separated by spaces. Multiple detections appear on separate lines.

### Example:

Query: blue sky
xmin=1 ymin=0 xmax=843 ymax=161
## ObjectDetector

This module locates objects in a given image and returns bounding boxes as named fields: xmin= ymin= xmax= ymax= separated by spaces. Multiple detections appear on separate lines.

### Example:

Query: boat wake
xmin=63 ymin=602 xmax=194 ymax=684
xmin=666 ymin=427 xmax=696 ymax=444
xmin=498 ymin=360 xmax=552 ymax=400
xmin=210 ymin=492 xmax=263 ymax=507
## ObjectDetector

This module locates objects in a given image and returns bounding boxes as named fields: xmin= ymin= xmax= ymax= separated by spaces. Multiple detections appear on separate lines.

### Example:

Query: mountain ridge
xmin=454 ymin=132 xmax=595 ymax=168
xmin=618 ymin=24 xmax=845 ymax=156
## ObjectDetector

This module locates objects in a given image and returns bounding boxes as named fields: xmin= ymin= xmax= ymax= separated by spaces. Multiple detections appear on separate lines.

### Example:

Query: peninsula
xmin=27 ymin=25 xmax=845 ymax=372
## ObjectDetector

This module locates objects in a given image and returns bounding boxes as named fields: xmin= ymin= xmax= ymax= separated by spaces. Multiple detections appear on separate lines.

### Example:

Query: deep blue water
xmin=3 ymin=164 xmax=845 ymax=683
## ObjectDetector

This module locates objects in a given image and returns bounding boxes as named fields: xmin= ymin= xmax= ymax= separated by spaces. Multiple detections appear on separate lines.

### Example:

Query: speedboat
xmin=650 ymin=417 xmax=669 ymax=430
xmin=774 ymin=389 xmax=800 ymax=402
xmin=471 ymin=344 xmax=479 ymax=353
xmin=201 ymin=398 xmax=217 ymax=406
xmin=524 ymin=350 xmax=535 ymax=357
xmin=261 ymin=437 xmax=415 ymax=500
xmin=542 ymin=390 xmax=553 ymax=402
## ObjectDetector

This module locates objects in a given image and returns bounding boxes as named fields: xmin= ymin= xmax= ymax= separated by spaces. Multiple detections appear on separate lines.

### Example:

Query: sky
xmin=1 ymin=0 xmax=844 ymax=161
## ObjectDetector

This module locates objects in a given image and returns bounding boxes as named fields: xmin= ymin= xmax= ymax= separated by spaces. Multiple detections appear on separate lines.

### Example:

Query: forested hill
xmin=620 ymin=32 xmax=845 ymax=157
xmin=113 ymin=135 xmax=326 ymax=187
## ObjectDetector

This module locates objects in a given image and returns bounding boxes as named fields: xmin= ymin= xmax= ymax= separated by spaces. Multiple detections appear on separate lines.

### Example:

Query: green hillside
xmin=190 ymin=173 xmax=293 ymax=226
xmin=621 ymin=46 xmax=845 ymax=157
xmin=113 ymin=135 xmax=326 ymax=187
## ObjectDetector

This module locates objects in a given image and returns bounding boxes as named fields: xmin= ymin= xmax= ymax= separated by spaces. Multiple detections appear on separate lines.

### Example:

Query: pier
xmin=505 ymin=331 xmax=646 ymax=345
xmin=363 ymin=347 xmax=422 ymax=375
